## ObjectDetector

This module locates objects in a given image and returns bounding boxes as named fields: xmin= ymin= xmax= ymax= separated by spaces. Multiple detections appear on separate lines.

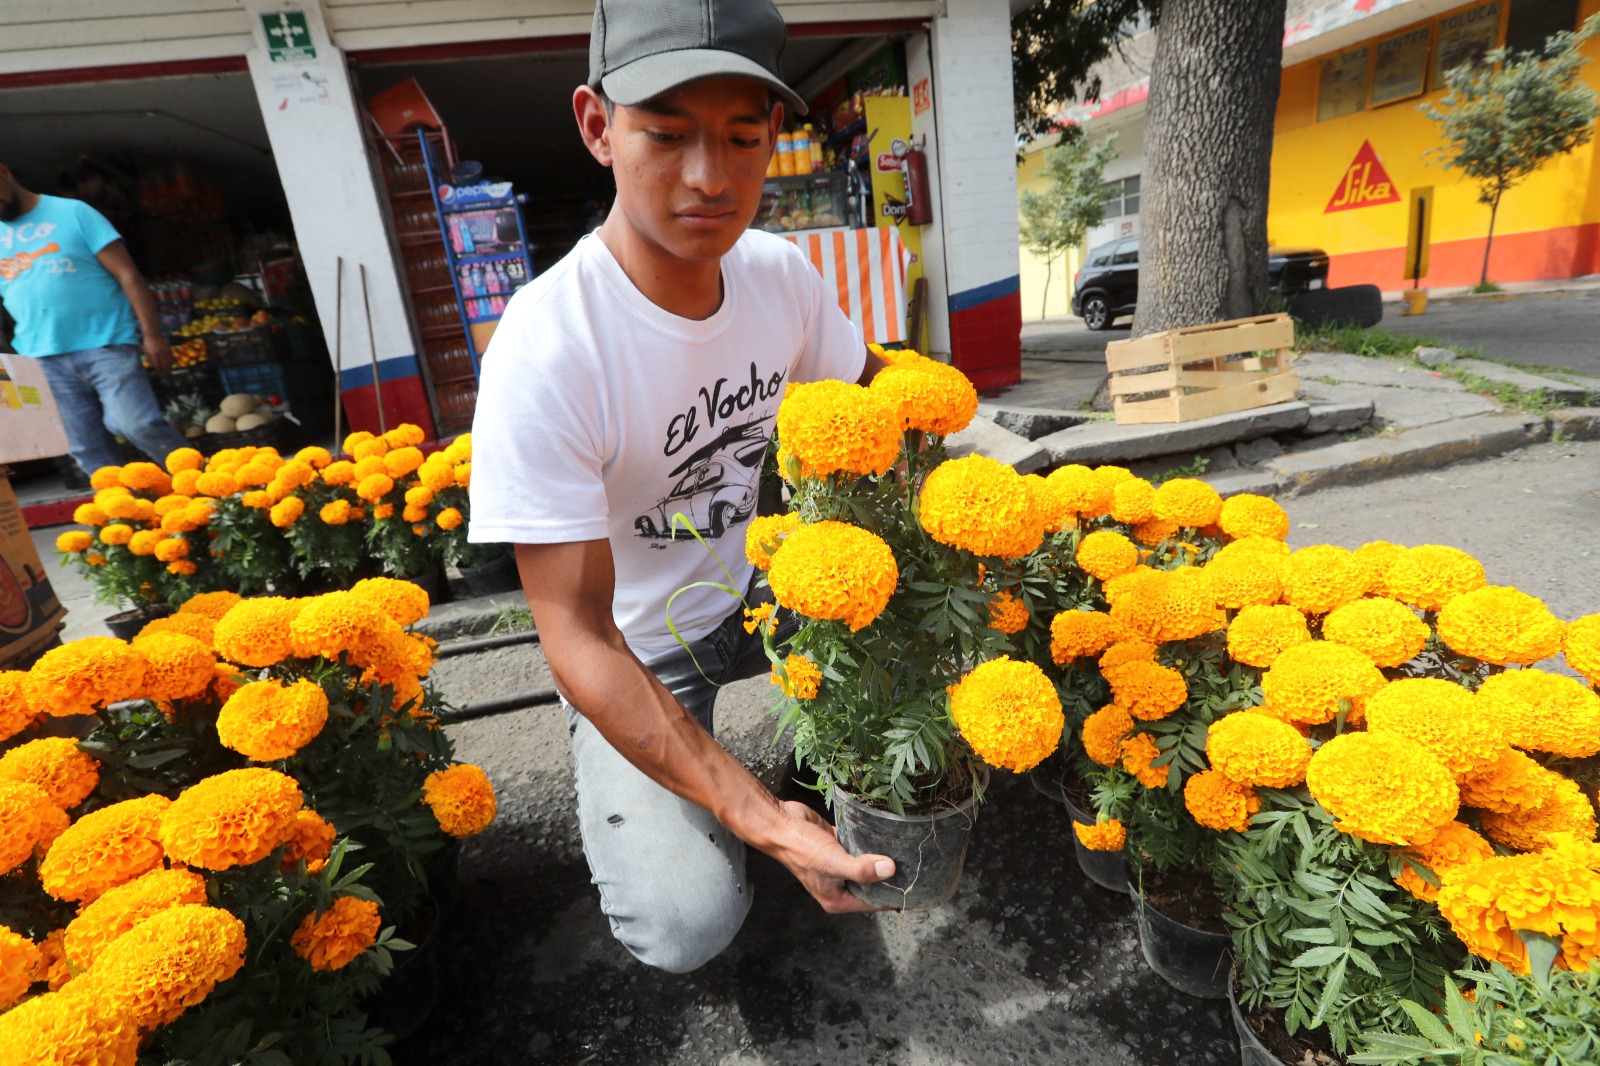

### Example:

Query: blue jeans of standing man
xmin=37 ymin=345 xmax=190 ymax=478
xmin=564 ymin=578 xmax=798 ymax=974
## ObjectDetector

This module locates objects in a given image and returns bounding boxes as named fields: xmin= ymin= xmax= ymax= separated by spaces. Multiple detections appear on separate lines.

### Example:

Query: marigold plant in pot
xmin=747 ymin=351 xmax=1065 ymax=910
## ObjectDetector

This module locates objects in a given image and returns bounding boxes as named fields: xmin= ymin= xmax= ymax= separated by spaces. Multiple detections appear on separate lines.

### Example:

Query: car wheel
xmin=1082 ymin=294 xmax=1111 ymax=331
xmin=709 ymin=502 xmax=733 ymax=540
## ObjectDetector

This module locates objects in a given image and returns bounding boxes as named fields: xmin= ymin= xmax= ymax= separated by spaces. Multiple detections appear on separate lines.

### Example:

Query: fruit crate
xmin=217 ymin=360 xmax=333 ymax=439
xmin=208 ymin=326 xmax=283 ymax=367
xmin=1104 ymin=313 xmax=1299 ymax=425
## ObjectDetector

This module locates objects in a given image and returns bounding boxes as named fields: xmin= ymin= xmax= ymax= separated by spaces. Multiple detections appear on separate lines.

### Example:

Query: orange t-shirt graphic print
xmin=0 ymin=242 xmax=60 ymax=282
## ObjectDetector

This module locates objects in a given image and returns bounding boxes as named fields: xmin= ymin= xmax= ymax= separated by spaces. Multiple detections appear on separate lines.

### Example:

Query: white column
xmin=928 ymin=0 xmax=1023 ymax=388
xmin=240 ymin=0 xmax=424 ymax=428
xmin=906 ymin=30 xmax=951 ymax=356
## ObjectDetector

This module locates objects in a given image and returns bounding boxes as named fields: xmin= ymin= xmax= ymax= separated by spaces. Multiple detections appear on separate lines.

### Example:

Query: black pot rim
xmin=1133 ymin=881 xmax=1234 ymax=944
xmin=834 ymin=768 xmax=989 ymax=824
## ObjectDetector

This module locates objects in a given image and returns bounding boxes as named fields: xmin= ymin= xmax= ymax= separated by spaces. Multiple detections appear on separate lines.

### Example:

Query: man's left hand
xmin=143 ymin=335 xmax=173 ymax=373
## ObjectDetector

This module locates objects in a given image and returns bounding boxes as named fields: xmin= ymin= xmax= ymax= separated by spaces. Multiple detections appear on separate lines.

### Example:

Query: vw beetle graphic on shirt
xmin=635 ymin=410 xmax=771 ymax=542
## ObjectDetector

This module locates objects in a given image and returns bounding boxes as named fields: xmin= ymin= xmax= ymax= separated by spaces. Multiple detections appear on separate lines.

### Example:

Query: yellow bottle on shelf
xmin=805 ymin=124 xmax=824 ymax=171
xmin=775 ymin=132 xmax=795 ymax=176
xmin=791 ymin=127 xmax=812 ymax=175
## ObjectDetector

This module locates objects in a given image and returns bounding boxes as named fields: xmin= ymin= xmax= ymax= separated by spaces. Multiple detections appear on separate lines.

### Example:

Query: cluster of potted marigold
xmin=53 ymin=426 xmax=511 ymax=631
xmin=1035 ymin=483 xmax=1600 ymax=1062
xmin=0 ymin=579 xmax=497 ymax=1064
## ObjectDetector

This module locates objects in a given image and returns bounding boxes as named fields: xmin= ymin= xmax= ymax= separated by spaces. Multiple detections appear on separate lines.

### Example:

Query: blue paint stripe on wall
xmin=338 ymin=354 xmax=421 ymax=391
xmin=948 ymin=275 xmax=1021 ymax=313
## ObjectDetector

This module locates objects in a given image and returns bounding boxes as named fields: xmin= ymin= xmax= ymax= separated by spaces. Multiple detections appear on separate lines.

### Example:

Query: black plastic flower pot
xmin=1230 ymin=979 xmax=1286 ymax=1066
xmin=1060 ymin=792 xmax=1132 ymax=896
xmin=833 ymin=776 xmax=983 ymax=911
xmin=426 ymin=839 xmax=463 ymax=920
xmin=1135 ymin=886 xmax=1233 ymax=1000
xmin=458 ymin=552 xmax=520 ymax=597
xmin=105 ymin=603 xmax=173 ymax=641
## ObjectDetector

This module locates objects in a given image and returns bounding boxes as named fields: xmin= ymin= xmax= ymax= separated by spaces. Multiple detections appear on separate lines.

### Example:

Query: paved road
xmin=1023 ymin=289 xmax=1600 ymax=378
xmin=406 ymin=440 xmax=1600 ymax=1066
xmin=1381 ymin=289 xmax=1600 ymax=377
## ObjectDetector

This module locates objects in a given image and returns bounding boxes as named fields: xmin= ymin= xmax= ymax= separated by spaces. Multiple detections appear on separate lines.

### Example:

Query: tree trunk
xmin=1481 ymin=195 xmax=1500 ymax=287
xmin=1042 ymin=255 xmax=1053 ymax=320
xmin=1131 ymin=0 xmax=1288 ymax=338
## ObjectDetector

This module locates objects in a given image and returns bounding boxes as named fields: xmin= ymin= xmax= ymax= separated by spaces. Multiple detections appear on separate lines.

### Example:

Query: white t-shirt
xmin=468 ymin=229 xmax=865 ymax=658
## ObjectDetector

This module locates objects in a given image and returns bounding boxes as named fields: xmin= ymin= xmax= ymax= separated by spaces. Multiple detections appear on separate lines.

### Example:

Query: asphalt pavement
xmin=1380 ymin=288 xmax=1600 ymax=376
xmin=407 ymin=439 xmax=1600 ymax=1066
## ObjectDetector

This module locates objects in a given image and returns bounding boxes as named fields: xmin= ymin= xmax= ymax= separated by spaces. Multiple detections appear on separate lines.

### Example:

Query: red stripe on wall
xmin=0 ymin=56 xmax=248 ymax=89
xmin=1330 ymin=221 xmax=1600 ymax=292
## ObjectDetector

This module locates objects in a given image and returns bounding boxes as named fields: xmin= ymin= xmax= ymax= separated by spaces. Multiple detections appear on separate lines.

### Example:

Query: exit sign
xmin=261 ymin=10 xmax=316 ymax=63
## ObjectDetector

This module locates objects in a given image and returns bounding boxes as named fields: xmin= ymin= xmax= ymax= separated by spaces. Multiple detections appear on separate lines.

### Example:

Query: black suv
xmin=1070 ymin=238 xmax=1331 ymax=330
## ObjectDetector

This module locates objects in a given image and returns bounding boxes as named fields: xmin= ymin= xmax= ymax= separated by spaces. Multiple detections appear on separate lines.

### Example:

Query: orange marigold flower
xmin=356 ymin=473 xmax=395 ymax=503
xmin=1438 ymin=586 xmax=1566 ymax=667
xmin=0 ymin=670 xmax=38 ymax=743
xmin=436 ymin=506 xmax=463 ymax=530
xmin=216 ymin=679 xmax=330 ymax=761
xmin=386 ymin=423 xmax=427 ymax=448
xmin=165 ymin=447 xmax=204 ymax=474
xmin=292 ymin=896 xmax=381 ymax=972
xmin=1202 ymin=552 xmax=1284 ymax=610
xmin=137 ymin=611 xmax=214 ymax=646
xmin=768 ymin=521 xmax=898 ymax=632
xmin=289 ymin=590 xmax=407 ymax=664
xmin=1365 ymin=678 xmax=1508 ymax=780
xmin=745 ymin=512 xmax=802 ymax=570
xmin=1121 ymin=731 xmax=1169 ymax=789
xmin=39 ymin=794 xmax=171 ymax=902
xmin=117 ymin=461 xmax=170 ymax=495
xmin=1479 ymin=773 xmax=1597 ymax=852
xmin=1046 ymin=465 xmax=1109 ymax=519
xmin=1050 ymin=610 xmax=1119 ymax=664
xmin=1109 ymin=477 xmax=1156 ymax=524
xmin=1352 ymin=540 xmax=1405 ymax=597
xmin=0 ymin=981 xmax=141 ymax=1062
xmin=281 ymin=809 xmax=337 ymax=872
xmin=213 ymin=597 xmax=301 ymax=667
xmin=1306 ymin=731 xmax=1458 ymax=846
xmin=777 ymin=379 xmax=901 ymax=477
xmin=0 ymin=779 xmax=63 ymax=876
xmin=867 ymin=358 xmax=979 ymax=436
xmin=1475 ymin=668 xmax=1600 ymax=758
xmin=1206 ymin=712 xmax=1311 ymax=788
xmin=348 ymin=576 xmax=432 ymax=627
xmin=1436 ymin=847 xmax=1600 ymax=973
xmin=418 ymin=459 xmax=455 ymax=493
xmin=154 ymin=537 xmax=190 ymax=564
xmin=295 ymin=445 xmax=333 ymax=468
xmin=1132 ymin=516 xmax=1179 ymax=547
xmin=1109 ymin=566 xmax=1223 ymax=644
xmin=1383 ymin=544 xmax=1486 ymax=612
xmin=920 ymin=454 xmax=1045 ymax=559
xmin=319 ymin=499 xmax=353 ymax=525
xmin=88 ymin=467 xmax=123 ymax=490
xmin=1104 ymin=659 xmax=1187 ymax=721
xmin=1100 ymin=639 xmax=1158 ymax=671
xmin=1394 ymin=820 xmax=1495 ymax=903
xmin=948 ymin=657 xmax=1063 ymax=773
xmin=1564 ymin=612 xmax=1600 ymax=686
xmin=72 ymin=502 xmax=109 ymax=526
xmin=771 ymin=653 xmax=823 ymax=700
xmin=26 ymin=637 xmax=147 ymax=717
xmin=1322 ymin=597 xmax=1430 ymax=668
xmin=423 ymin=763 xmax=498 ymax=837
xmin=1283 ymin=545 xmax=1372 ymax=615
xmin=98 ymin=522 xmax=133 ymax=546
xmin=130 ymin=632 xmax=215 ymax=705
xmin=1151 ymin=478 xmax=1222 ymax=528
xmin=0 ymin=737 xmax=100 ymax=810
xmin=1076 ymin=529 xmax=1139 ymax=582
xmin=193 ymin=471 xmax=238 ymax=497
xmin=0 ymin=925 xmax=43 ymax=1010
xmin=987 ymin=591 xmax=1030 ymax=634
xmin=1460 ymin=747 xmax=1562 ymax=815
xmin=268 ymin=496 xmax=304 ymax=529
xmin=1081 ymin=704 xmax=1135 ymax=767
xmin=1085 ymin=466 xmax=1135 ymax=519
xmin=1025 ymin=473 xmax=1074 ymax=534
xmin=1185 ymin=769 xmax=1261 ymax=832
xmin=55 ymin=530 xmax=94 ymax=554
xmin=159 ymin=768 xmax=302 ymax=870
xmin=1073 ymin=818 xmax=1127 ymax=851
xmin=170 ymin=468 xmax=203 ymax=496
xmin=63 ymin=867 xmax=208 ymax=972
xmin=321 ymin=460 xmax=357 ymax=487
xmin=1259 ymin=640 xmax=1386 ymax=725
xmin=383 ymin=445 xmax=425 ymax=478
xmin=1218 ymin=494 xmax=1289 ymax=541
xmin=88 ymin=904 xmax=247 ymax=1030
xmin=177 ymin=590 xmax=242 ymax=620
xmin=127 ymin=529 xmax=163 ymax=557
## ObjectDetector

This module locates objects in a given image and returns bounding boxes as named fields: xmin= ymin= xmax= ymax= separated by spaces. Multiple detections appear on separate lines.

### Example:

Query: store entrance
xmin=0 ymin=67 xmax=338 ymax=488
xmin=348 ymin=26 xmax=914 ymax=434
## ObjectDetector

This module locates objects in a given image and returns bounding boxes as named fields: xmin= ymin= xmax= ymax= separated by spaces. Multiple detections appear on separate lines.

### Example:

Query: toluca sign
xmin=1324 ymin=140 xmax=1401 ymax=213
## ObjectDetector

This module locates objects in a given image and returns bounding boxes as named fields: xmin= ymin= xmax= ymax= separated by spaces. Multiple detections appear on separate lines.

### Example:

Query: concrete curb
xmin=1261 ymin=414 xmax=1547 ymax=497
xmin=415 ymin=590 xmax=527 ymax=642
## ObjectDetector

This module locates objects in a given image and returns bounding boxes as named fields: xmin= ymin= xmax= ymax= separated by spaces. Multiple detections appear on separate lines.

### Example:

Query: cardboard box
xmin=0 ymin=475 xmax=66 ymax=668
xmin=0 ymin=354 xmax=70 ymax=463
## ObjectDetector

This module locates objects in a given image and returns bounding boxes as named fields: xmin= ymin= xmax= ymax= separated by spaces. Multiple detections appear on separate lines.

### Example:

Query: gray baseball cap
xmin=589 ymin=0 xmax=808 ymax=115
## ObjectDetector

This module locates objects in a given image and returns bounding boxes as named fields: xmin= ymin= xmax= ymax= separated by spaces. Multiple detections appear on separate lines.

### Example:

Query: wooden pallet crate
xmin=1105 ymin=313 xmax=1299 ymax=425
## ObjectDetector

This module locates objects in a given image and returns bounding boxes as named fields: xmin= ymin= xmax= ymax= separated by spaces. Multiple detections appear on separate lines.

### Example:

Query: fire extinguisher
xmin=900 ymin=139 xmax=932 ymax=226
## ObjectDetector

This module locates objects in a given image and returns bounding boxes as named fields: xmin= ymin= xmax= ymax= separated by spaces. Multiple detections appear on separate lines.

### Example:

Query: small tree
xmin=1019 ymin=133 xmax=1118 ymax=318
xmin=1424 ymin=15 xmax=1599 ymax=287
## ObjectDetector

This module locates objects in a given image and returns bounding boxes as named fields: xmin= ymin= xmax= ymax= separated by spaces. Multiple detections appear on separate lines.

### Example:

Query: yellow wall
xmin=1017 ymin=149 xmax=1088 ymax=322
xmin=1269 ymin=0 xmax=1600 ymax=289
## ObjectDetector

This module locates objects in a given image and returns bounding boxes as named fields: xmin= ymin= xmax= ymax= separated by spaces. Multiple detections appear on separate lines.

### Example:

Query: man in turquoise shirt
xmin=0 ymin=162 xmax=187 ymax=481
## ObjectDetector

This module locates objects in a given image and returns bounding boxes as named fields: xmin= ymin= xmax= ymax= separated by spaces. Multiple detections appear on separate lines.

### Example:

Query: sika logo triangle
xmin=1324 ymin=140 xmax=1402 ymax=213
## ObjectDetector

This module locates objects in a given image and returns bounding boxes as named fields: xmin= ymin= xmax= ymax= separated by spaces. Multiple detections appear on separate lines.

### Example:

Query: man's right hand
xmin=760 ymin=799 xmax=895 ymax=914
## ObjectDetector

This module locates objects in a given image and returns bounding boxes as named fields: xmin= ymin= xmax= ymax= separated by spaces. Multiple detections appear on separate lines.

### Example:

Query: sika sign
xmin=1325 ymin=141 xmax=1402 ymax=213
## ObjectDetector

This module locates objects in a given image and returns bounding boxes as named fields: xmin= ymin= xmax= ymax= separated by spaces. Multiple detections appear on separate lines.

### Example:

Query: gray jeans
xmin=565 ymin=586 xmax=793 ymax=974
